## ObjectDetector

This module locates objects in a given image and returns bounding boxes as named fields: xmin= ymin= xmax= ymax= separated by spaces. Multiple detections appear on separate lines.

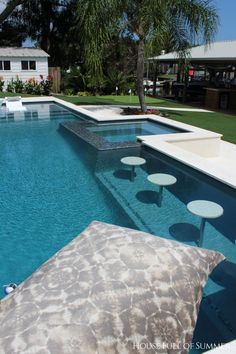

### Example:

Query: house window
xmin=29 ymin=61 xmax=36 ymax=70
xmin=0 ymin=61 xmax=11 ymax=70
xmin=21 ymin=60 xmax=36 ymax=70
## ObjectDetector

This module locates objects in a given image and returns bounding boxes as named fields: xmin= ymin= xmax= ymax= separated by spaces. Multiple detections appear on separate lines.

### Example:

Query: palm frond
xmin=76 ymin=0 xmax=121 ymax=82
xmin=166 ymin=0 xmax=218 ymax=45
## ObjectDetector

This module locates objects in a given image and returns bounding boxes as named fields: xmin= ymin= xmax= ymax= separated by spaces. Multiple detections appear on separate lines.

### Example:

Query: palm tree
xmin=76 ymin=0 xmax=218 ymax=111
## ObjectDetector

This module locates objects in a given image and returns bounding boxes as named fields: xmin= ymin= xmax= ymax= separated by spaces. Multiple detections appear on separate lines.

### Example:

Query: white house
xmin=0 ymin=47 xmax=49 ymax=88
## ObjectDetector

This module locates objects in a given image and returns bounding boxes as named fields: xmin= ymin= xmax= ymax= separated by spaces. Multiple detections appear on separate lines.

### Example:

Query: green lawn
xmin=158 ymin=74 xmax=177 ymax=80
xmin=54 ymin=94 xmax=190 ymax=108
xmin=165 ymin=110 xmax=236 ymax=144
xmin=0 ymin=92 xmax=38 ymax=98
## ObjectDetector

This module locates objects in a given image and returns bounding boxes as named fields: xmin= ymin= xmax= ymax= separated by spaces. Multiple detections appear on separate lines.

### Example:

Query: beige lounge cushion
xmin=0 ymin=221 xmax=225 ymax=353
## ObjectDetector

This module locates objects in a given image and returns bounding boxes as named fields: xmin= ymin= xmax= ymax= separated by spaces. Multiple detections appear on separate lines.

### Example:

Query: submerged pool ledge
xmin=20 ymin=97 xmax=236 ymax=189
xmin=60 ymin=121 xmax=140 ymax=150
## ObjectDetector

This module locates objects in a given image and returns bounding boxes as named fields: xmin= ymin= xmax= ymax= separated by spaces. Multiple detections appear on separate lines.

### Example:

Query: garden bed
xmin=121 ymin=106 xmax=169 ymax=117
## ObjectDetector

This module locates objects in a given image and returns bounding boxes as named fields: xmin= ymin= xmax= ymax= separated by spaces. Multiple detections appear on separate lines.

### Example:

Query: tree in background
xmin=0 ymin=0 xmax=27 ymax=46
xmin=1 ymin=0 xmax=219 ymax=100
xmin=102 ymin=33 xmax=137 ymax=94
xmin=1 ymin=0 xmax=79 ymax=67
xmin=16 ymin=0 xmax=79 ymax=67
xmin=0 ymin=0 xmax=25 ymax=24
xmin=61 ymin=30 xmax=138 ymax=95
xmin=76 ymin=0 xmax=218 ymax=111
xmin=0 ymin=16 xmax=26 ymax=46
xmin=1 ymin=0 xmax=138 ymax=94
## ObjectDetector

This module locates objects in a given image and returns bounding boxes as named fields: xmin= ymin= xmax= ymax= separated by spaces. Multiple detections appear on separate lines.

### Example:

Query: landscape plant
xmin=24 ymin=77 xmax=38 ymax=94
xmin=61 ymin=66 xmax=87 ymax=95
xmin=4 ymin=75 xmax=53 ymax=95
xmin=6 ymin=79 xmax=15 ymax=93
xmin=77 ymin=0 xmax=218 ymax=111
xmin=13 ymin=76 xmax=24 ymax=93
xmin=39 ymin=75 xmax=53 ymax=95
xmin=0 ymin=76 xmax=4 ymax=92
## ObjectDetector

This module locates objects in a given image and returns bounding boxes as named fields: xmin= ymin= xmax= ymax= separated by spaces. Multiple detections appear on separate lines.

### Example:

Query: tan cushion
xmin=0 ymin=221 xmax=225 ymax=354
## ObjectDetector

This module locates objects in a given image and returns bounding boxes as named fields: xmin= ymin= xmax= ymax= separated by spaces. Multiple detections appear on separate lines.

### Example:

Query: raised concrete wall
xmin=169 ymin=136 xmax=221 ymax=157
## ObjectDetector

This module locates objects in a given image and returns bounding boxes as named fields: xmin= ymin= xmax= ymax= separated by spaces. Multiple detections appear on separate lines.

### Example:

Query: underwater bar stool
xmin=121 ymin=156 xmax=146 ymax=182
xmin=187 ymin=200 xmax=224 ymax=247
xmin=147 ymin=173 xmax=177 ymax=207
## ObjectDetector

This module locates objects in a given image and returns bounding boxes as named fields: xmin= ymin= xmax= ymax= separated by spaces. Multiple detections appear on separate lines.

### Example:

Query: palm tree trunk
xmin=137 ymin=37 xmax=146 ymax=112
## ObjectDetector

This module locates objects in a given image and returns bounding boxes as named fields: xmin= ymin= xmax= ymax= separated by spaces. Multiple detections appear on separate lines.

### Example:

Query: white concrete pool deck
xmin=21 ymin=97 xmax=236 ymax=189
xmin=78 ymin=104 xmax=213 ymax=113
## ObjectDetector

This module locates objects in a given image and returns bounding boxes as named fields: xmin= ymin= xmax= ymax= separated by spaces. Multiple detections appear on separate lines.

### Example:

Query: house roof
xmin=150 ymin=40 xmax=236 ymax=62
xmin=0 ymin=47 xmax=50 ymax=58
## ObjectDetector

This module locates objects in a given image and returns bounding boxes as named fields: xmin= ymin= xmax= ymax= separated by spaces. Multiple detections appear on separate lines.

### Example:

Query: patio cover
xmin=149 ymin=40 xmax=236 ymax=64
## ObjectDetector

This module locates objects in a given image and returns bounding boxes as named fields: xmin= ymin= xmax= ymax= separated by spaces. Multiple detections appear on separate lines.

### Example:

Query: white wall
xmin=0 ymin=56 xmax=49 ymax=89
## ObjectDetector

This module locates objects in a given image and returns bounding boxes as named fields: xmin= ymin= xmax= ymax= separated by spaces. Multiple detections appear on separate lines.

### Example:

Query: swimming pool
xmin=0 ymin=103 xmax=136 ymax=292
xmin=88 ymin=120 xmax=185 ymax=142
xmin=0 ymin=102 xmax=235 ymax=351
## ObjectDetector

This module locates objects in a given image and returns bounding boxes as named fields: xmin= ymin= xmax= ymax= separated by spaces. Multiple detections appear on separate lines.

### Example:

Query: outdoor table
xmin=121 ymin=156 xmax=146 ymax=181
xmin=147 ymin=173 xmax=177 ymax=206
xmin=187 ymin=200 xmax=224 ymax=247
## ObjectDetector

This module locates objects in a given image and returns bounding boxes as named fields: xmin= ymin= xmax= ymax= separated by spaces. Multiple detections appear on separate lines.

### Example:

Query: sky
xmin=0 ymin=0 xmax=235 ymax=44
xmin=215 ymin=0 xmax=236 ymax=41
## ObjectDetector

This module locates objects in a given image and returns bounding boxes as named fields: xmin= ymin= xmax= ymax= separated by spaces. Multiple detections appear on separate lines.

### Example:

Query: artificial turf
xmin=54 ymin=94 xmax=190 ymax=108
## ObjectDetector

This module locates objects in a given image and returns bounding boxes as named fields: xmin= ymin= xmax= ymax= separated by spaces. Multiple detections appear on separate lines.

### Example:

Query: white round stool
xmin=147 ymin=173 xmax=177 ymax=206
xmin=121 ymin=156 xmax=146 ymax=181
xmin=187 ymin=200 xmax=224 ymax=247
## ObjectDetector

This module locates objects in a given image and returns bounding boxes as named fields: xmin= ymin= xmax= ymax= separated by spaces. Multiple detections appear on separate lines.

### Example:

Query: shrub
xmin=7 ymin=79 xmax=15 ymax=93
xmin=64 ymin=88 xmax=74 ymax=96
xmin=24 ymin=83 xmax=35 ymax=94
xmin=77 ymin=91 xmax=90 ymax=96
xmin=14 ymin=77 xmax=24 ymax=93
xmin=34 ymin=83 xmax=44 ymax=95
xmin=0 ymin=76 xmax=4 ymax=92
xmin=61 ymin=66 xmax=87 ymax=95
xmin=24 ymin=77 xmax=38 ymax=94
xmin=6 ymin=76 xmax=24 ymax=93
xmin=121 ymin=107 xmax=169 ymax=116
xmin=39 ymin=75 xmax=53 ymax=95
xmin=5 ymin=75 xmax=53 ymax=96
xmin=102 ymin=69 xmax=136 ymax=95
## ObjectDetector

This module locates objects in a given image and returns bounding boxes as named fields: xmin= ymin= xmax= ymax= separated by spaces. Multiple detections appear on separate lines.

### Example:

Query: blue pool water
xmin=88 ymin=120 xmax=185 ymax=142
xmin=0 ymin=103 xmax=136 ymax=294
xmin=0 ymin=102 xmax=236 ymax=351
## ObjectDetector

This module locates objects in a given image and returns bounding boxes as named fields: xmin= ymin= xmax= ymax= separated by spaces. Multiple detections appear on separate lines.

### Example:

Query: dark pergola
xmin=148 ymin=41 xmax=236 ymax=109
